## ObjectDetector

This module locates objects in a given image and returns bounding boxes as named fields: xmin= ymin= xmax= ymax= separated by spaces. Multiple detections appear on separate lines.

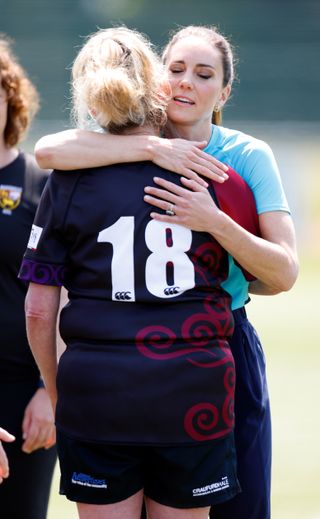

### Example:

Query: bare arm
xmin=248 ymin=279 xmax=284 ymax=296
xmin=20 ymin=286 xmax=67 ymax=454
xmin=35 ymin=129 xmax=229 ymax=185
xmin=144 ymin=177 xmax=299 ymax=293
xmin=25 ymin=283 xmax=61 ymax=412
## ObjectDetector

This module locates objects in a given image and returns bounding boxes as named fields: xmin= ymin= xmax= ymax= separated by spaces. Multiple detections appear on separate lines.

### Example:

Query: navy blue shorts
xmin=212 ymin=307 xmax=272 ymax=519
xmin=57 ymin=430 xmax=240 ymax=508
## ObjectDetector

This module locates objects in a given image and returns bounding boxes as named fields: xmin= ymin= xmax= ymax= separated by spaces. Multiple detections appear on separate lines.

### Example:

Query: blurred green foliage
xmin=1 ymin=0 xmax=319 ymax=122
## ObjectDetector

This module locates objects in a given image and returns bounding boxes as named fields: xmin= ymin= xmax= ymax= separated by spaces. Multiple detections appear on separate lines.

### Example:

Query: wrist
xmin=206 ymin=208 xmax=228 ymax=236
xmin=144 ymin=135 xmax=161 ymax=162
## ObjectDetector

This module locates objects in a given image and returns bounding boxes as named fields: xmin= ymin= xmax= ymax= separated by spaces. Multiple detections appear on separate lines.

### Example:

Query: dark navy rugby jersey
xmin=19 ymin=161 xmax=258 ymax=445
xmin=0 ymin=152 xmax=49 ymax=381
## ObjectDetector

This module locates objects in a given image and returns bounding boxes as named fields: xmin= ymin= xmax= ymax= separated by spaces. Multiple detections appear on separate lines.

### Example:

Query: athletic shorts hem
xmin=59 ymin=484 xmax=144 ymax=505
xmin=57 ymin=430 xmax=239 ymax=506
xmin=145 ymin=485 xmax=241 ymax=509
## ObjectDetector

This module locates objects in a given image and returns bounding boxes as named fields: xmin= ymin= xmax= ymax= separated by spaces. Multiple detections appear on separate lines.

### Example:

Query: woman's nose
xmin=179 ymin=77 xmax=193 ymax=89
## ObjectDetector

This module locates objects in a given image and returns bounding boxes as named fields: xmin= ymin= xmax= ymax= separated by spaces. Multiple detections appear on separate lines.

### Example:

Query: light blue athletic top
xmin=204 ymin=124 xmax=290 ymax=310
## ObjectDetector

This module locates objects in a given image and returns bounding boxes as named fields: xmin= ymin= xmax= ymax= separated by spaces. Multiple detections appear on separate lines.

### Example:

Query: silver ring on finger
xmin=165 ymin=203 xmax=175 ymax=216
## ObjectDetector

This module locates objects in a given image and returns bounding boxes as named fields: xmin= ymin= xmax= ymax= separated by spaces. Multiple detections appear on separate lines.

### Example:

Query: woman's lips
xmin=173 ymin=96 xmax=195 ymax=105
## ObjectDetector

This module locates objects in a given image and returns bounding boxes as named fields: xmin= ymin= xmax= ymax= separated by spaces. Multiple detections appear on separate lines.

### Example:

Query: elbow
xmin=273 ymin=258 xmax=299 ymax=293
xmin=25 ymin=290 xmax=54 ymax=323
xmin=34 ymin=137 xmax=55 ymax=169
xmin=25 ymin=302 xmax=50 ymax=323
xmin=25 ymin=284 xmax=60 ymax=337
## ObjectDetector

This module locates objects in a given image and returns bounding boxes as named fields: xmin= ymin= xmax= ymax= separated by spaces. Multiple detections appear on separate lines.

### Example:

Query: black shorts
xmin=57 ymin=430 xmax=240 ymax=508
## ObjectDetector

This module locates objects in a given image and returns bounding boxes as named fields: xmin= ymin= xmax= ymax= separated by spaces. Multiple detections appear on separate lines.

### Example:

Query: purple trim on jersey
xmin=19 ymin=258 xmax=66 ymax=286
xmin=212 ymin=168 xmax=260 ymax=281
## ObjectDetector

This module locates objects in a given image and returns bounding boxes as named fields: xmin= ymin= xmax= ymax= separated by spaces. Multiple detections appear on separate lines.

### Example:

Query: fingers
xmin=180 ymin=168 xmax=209 ymax=187
xmin=144 ymin=176 xmax=207 ymax=212
xmin=180 ymin=177 xmax=209 ymax=191
xmin=150 ymin=211 xmax=181 ymax=224
xmin=191 ymin=161 xmax=228 ymax=184
xmin=22 ymin=423 xmax=55 ymax=453
xmin=44 ymin=427 xmax=56 ymax=450
xmin=153 ymin=138 xmax=228 ymax=185
xmin=153 ymin=176 xmax=206 ymax=194
xmin=144 ymin=184 xmax=179 ymax=204
xmin=144 ymin=194 xmax=180 ymax=214
xmin=0 ymin=445 xmax=9 ymax=482
xmin=190 ymin=147 xmax=229 ymax=180
xmin=0 ymin=428 xmax=15 ymax=443
xmin=44 ymin=432 xmax=56 ymax=450
xmin=193 ymin=146 xmax=229 ymax=172
xmin=0 ymin=428 xmax=14 ymax=482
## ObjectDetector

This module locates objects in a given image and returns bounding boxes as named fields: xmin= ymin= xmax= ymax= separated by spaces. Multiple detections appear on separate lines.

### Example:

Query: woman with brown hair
xmin=0 ymin=36 xmax=56 ymax=518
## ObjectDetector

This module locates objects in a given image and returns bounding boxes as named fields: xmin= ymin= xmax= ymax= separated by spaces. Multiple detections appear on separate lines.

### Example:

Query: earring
xmin=214 ymin=104 xmax=220 ymax=112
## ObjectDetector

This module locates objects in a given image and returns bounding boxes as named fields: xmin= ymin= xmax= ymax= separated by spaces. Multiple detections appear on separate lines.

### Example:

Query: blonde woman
xmin=19 ymin=27 xmax=262 ymax=519
xmin=34 ymin=25 xmax=298 ymax=519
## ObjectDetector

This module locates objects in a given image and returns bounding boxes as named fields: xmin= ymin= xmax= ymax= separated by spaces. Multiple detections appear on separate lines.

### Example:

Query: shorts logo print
xmin=192 ymin=476 xmax=229 ymax=496
xmin=71 ymin=472 xmax=107 ymax=489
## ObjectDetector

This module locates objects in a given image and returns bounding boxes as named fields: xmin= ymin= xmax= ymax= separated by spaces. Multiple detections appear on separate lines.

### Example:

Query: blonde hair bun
xmin=72 ymin=27 xmax=168 ymax=133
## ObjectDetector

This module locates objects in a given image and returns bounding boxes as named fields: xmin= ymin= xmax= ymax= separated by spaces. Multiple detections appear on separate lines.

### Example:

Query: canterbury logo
xmin=115 ymin=291 xmax=132 ymax=300
xmin=164 ymin=286 xmax=180 ymax=296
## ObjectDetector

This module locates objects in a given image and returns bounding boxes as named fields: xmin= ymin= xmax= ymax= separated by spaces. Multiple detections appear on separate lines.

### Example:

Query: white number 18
xmin=98 ymin=217 xmax=195 ymax=301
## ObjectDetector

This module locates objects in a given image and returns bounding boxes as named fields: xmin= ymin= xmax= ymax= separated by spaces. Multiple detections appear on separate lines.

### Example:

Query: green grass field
xmin=47 ymin=256 xmax=320 ymax=519
xmin=246 ymin=257 xmax=320 ymax=519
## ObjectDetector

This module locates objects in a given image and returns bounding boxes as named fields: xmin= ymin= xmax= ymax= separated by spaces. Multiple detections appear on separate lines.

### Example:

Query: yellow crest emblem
xmin=0 ymin=185 xmax=22 ymax=212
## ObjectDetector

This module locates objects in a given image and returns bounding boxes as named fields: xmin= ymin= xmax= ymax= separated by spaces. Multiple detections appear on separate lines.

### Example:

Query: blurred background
xmin=1 ymin=0 xmax=319 ymax=517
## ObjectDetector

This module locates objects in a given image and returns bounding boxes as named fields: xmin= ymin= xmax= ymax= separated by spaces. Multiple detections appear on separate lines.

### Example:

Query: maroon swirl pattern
xmin=136 ymin=323 xmax=232 ymax=366
xmin=136 ymin=296 xmax=234 ymax=366
xmin=222 ymin=366 xmax=235 ymax=428
xmin=190 ymin=242 xmax=226 ymax=286
xmin=136 ymin=326 xmax=178 ymax=360
xmin=181 ymin=296 xmax=234 ymax=367
xmin=184 ymin=402 xmax=232 ymax=441
xmin=19 ymin=258 xmax=66 ymax=286
xmin=182 ymin=296 xmax=233 ymax=344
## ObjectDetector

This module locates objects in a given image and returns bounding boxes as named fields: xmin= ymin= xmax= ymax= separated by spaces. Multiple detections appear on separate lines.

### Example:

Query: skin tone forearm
xmin=207 ymin=210 xmax=298 ymax=292
xmin=25 ymin=283 xmax=61 ymax=412
xmin=249 ymin=279 xmax=283 ymax=296
xmin=34 ymin=129 xmax=229 ymax=185
xmin=35 ymin=130 xmax=152 ymax=170
xmin=144 ymin=176 xmax=299 ymax=293
xmin=34 ymin=132 xmax=298 ymax=292
xmin=21 ymin=286 xmax=67 ymax=453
